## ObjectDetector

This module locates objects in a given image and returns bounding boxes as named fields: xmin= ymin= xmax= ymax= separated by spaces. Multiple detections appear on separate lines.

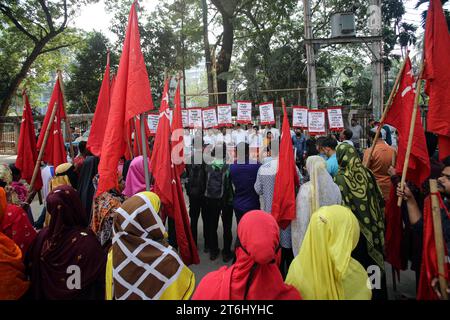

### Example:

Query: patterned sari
xmin=334 ymin=143 xmax=385 ymax=270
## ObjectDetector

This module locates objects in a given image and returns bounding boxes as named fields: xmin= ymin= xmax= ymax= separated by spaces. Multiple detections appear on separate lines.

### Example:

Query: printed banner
xmin=147 ymin=113 xmax=159 ymax=136
xmin=259 ymin=102 xmax=275 ymax=125
xmin=327 ymin=107 xmax=344 ymax=131
xmin=188 ymin=108 xmax=202 ymax=128
xmin=217 ymin=104 xmax=233 ymax=127
xmin=236 ymin=100 xmax=252 ymax=124
xmin=202 ymin=107 xmax=218 ymax=129
xmin=292 ymin=106 xmax=308 ymax=128
xmin=181 ymin=109 xmax=189 ymax=128
xmin=308 ymin=110 xmax=326 ymax=135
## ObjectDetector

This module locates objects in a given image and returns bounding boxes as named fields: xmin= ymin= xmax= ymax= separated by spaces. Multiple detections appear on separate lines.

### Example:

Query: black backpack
xmin=186 ymin=163 xmax=206 ymax=198
xmin=204 ymin=164 xmax=228 ymax=199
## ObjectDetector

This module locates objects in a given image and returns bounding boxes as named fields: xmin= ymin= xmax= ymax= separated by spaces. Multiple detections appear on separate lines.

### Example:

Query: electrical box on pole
xmin=330 ymin=13 xmax=356 ymax=38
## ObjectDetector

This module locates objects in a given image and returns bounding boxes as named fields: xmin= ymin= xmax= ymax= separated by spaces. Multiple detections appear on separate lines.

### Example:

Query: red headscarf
xmin=192 ymin=210 xmax=301 ymax=300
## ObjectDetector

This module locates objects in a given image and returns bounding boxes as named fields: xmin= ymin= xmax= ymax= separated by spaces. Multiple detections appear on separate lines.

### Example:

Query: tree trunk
xmin=0 ymin=36 xmax=51 ymax=116
xmin=201 ymin=0 xmax=216 ymax=106
xmin=215 ymin=11 xmax=234 ymax=104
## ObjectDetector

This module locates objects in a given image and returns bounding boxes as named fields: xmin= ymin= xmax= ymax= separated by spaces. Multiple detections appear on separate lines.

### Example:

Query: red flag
xmin=271 ymin=102 xmax=300 ymax=229
xmin=150 ymin=79 xmax=199 ymax=265
xmin=171 ymin=77 xmax=185 ymax=176
xmin=97 ymin=2 xmax=153 ymax=195
xmin=384 ymin=57 xmax=430 ymax=187
xmin=423 ymin=0 xmax=450 ymax=160
xmin=87 ymin=52 xmax=111 ymax=157
xmin=16 ymin=91 xmax=43 ymax=190
xmin=36 ymin=77 xmax=67 ymax=168
xmin=417 ymin=193 xmax=450 ymax=299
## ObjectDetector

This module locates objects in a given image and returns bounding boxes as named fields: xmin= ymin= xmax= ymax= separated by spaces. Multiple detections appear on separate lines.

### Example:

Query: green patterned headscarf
xmin=334 ymin=143 xmax=385 ymax=270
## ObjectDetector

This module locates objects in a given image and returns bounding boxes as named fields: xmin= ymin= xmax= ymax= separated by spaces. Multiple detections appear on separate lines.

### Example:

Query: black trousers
xmin=189 ymin=195 xmax=206 ymax=247
xmin=204 ymin=198 xmax=233 ymax=255
xmin=280 ymin=247 xmax=294 ymax=280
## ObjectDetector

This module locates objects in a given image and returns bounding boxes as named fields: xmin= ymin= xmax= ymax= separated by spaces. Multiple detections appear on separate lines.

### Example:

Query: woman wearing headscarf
xmin=26 ymin=185 xmax=106 ymax=300
xmin=108 ymin=192 xmax=195 ymax=300
xmin=0 ymin=187 xmax=36 ymax=257
xmin=286 ymin=205 xmax=371 ymax=300
xmin=0 ymin=163 xmax=21 ymax=206
xmin=0 ymin=188 xmax=30 ymax=300
xmin=122 ymin=156 xmax=151 ymax=197
xmin=334 ymin=142 xmax=386 ymax=300
xmin=192 ymin=210 xmax=301 ymax=300
xmin=49 ymin=162 xmax=78 ymax=191
xmin=291 ymin=156 xmax=342 ymax=255
xmin=77 ymin=156 xmax=99 ymax=222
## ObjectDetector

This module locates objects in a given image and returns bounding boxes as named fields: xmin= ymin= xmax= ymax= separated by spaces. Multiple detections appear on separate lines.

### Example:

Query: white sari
xmin=291 ymin=156 xmax=342 ymax=256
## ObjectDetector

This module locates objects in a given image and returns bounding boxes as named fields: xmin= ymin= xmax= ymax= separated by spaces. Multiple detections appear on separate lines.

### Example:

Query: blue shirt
xmin=326 ymin=153 xmax=339 ymax=177
xmin=230 ymin=163 xmax=261 ymax=214
xmin=292 ymin=134 xmax=306 ymax=160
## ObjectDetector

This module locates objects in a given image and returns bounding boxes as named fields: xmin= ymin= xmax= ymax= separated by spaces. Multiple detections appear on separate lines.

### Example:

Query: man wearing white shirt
xmin=203 ymin=129 xmax=216 ymax=146
xmin=339 ymin=128 xmax=355 ymax=147
xmin=248 ymin=125 xmax=263 ymax=148
xmin=183 ymin=129 xmax=193 ymax=156
xmin=232 ymin=123 xmax=248 ymax=146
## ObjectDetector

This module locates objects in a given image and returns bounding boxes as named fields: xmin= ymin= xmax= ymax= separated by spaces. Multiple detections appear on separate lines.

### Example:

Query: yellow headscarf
xmin=285 ymin=205 xmax=371 ymax=300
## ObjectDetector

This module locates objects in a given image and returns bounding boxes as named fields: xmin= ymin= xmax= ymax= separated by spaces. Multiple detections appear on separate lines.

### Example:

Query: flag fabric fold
xmin=97 ymin=2 xmax=153 ymax=196
xmin=16 ymin=91 xmax=43 ymax=190
xmin=423 ymin=0 xmax=450 ymax=160
xmin=150 ymin=78 xmax=199 ymax=266
xmin=417 ymin=192 xmax=450 ymax=299
xmin=384 ymin=57 xmax=430 ymax=187
xmin=271 ymin=102 xmax=300 ymax=229
xmin=87 ymin=52 xmax=111 ymax=157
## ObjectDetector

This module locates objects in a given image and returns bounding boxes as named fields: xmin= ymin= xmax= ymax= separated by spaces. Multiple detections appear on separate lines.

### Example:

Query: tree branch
xmin=57 ymin=0 xmax=69 ymax=33
xmin=0 ymin=4 xmax=39 ymax=43
xmin=38 ymin=42 xmax=77 ymax=55
xmin=38 ymin=0 xmax=54 ymax=32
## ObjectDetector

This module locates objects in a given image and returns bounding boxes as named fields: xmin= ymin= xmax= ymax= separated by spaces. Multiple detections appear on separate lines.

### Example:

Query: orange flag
xmin=16 ymin=91 xmax=43 ymax=190
xmin=87 ymin=51 xmax=111 ymax=157
xmin=97 ymin=2 xmax=153 ymax=195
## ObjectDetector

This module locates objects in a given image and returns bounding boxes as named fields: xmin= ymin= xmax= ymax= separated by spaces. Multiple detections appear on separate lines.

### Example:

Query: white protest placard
xmin=202 ymin=107 xmax=218 ymax=129
xmin=217 ymin=104 xmax=232 ymax=127
xmin=147 ymin=113 xmax=159 ymax=136
xmin=292 ymin=106 xmax=308 ymax=128
xmin=327 ymin=107 xmax=344 ymax=131
xmin=236 ymin=100 xmax=252 ymax=124
xmin=308 ymin=110 xmax=326 ymax=135
xmin=188 ymin=108 xmax=202 ymax=128
xmin=181 ymin=109 xmax=189 ymax=128
xmin=259 ymin=102 xmax=275 ymax=125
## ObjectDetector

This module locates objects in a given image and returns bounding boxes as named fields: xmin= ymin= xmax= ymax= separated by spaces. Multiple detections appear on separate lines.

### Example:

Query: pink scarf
xmin=122 ymin=156 xmax=150 ymax=197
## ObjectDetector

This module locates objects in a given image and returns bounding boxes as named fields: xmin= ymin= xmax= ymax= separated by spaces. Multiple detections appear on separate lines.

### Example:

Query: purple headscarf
xmin=122 ymin=156 xmax=151 ymax=197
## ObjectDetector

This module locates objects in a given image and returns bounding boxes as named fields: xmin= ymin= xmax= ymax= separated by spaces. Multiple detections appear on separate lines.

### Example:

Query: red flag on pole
xmin=36 ymin=77 xmax=67 ymax=167
xmin=171 ymin=77 xmax=185 ymax=176
xmin=97 ymin=2 xmax=153 ymax=195
xmin=417 ymin=193 xmax=450 ymax=299
xmin=423 ymin=0 xmax=450 ymax=160
xmin=87 ymin=52 xmax=111 ymax=157
xmin=150 ymin=78 xmax=199 ymax=265
xmin=271 ymin=101 xmax=300 ymax=229
xmin=384 ymin=57 xmax=430 ymax=187
xmin=16 ymin=91 xmax=43 ymax=190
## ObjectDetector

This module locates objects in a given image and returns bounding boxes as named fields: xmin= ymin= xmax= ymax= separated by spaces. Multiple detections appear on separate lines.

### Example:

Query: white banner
xmin=202 ymin=107 xmax=218 ymax=129
xmin=259 ymin=102 xmax=275 ymax=125
xmin=292 ymin=106 xmax=308 ymax=128
xmin=327 ymin=107 xmax=344 ymax=131
xmin=217 ymin=104 xmax=232 ymax=127
xmin=181 ymin=109 xmax=189 ymax=128
xmin=147 ymin=113 xmax=159 ymax=136
xmin=188 ymin=108 xmax=202 ymax=128
xmin=308 ymin=110 xmax=326 ymax=135
xmin=236 ymin=100 xmax=252 ymax=124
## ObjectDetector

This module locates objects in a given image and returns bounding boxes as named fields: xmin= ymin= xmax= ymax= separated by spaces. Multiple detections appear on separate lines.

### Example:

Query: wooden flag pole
xmin=140 ymin=113 xmax=151 ymax=191
xmin=364 ymin=54 xmax=409 ymax=167
xmin=57 ymin=70 xmax=75 ymax=162
xmin=429 ymin=179 xmax=449 ymax=300
xmin=397 ymin=62 xmax=425 ymax=207
xmin=27 ymin=89 xmax=60 ymax=195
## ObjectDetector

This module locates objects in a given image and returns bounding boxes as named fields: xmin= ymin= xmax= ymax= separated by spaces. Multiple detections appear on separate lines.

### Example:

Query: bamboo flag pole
xmin=140 ymin=113 xmax=150 ymax=191
xmin=429 ymin=179 xmax=449 ymax=300
xmin=364 ymin=54 xmax=409 ymax=167
xmin=57 ymin=70 xmax=74 ymax=162
xmin=397 ymin=61 xmax=425 ymax=207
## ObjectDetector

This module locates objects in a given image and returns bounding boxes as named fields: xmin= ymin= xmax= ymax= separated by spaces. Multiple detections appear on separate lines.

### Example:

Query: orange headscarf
xmin=0 ymin=187 xmax=29 ymax=299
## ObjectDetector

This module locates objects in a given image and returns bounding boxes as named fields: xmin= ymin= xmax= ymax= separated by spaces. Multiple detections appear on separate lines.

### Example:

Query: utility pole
xmin=369 ymin=0 xmax=384 ymax=118
xmin=303 ymin=0 xmax=318 ymax=109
